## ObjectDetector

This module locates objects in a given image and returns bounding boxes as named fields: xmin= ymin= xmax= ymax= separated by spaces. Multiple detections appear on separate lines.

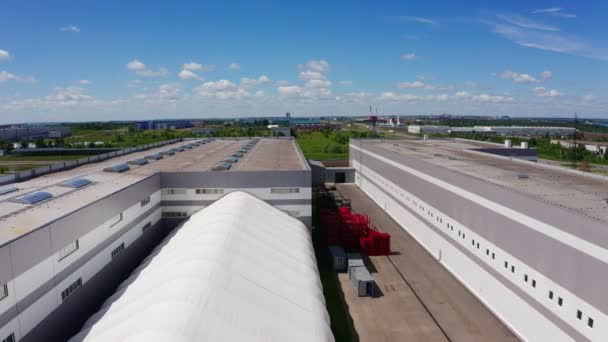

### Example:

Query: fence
xmin=0 ymin=138 xmax=182 ymax=186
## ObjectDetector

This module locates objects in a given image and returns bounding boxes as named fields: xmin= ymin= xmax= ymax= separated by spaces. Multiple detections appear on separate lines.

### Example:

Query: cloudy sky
xmin=0 ymin=0 xmax=607 ymax=123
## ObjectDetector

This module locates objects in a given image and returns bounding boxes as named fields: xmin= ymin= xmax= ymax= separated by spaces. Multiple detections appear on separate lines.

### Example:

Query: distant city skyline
xmin=1 ymin=0 xmax=607 ymax=123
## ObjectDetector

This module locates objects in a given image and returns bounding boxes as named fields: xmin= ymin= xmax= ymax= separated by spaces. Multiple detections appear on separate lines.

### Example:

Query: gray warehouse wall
xmin=160 ymin=170 xmax=311 ymax=188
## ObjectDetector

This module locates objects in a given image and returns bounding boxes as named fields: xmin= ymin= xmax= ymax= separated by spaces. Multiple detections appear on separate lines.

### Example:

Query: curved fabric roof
xmin=70 ymin=191 xmax=333 ymax=342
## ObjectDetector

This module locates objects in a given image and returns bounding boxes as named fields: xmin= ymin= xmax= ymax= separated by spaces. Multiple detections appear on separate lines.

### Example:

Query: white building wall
xmin=353 ymin=158 xmax=606 ymax=342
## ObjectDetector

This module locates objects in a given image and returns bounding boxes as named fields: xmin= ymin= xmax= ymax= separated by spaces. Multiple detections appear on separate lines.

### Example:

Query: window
xmin=58 ymin=240 xmax=79 ymax=261
xmin=2 ymin=333 xmax=15 ymax=342
xmin=476 ymin=243 xmax=480 ymax=249
xmin=491 ymin=252 xmax=495 ymax=260
xmin=140 ymin=196 xmax=151 ymax=207
xmin=108 ymin=212 xmax=123 ymax=227
xmin=577 ymin=310 xmax=582 ymax=320
xmin=0 ymin=283 xmax=7 ymax=301
xmin=163 ymin=188 xmax=186 ymax=195
xmin=532 ymin=280 xmax=536 ymax=288
xmin=486 ymin=249 xmax=489 ymax=256
xmin=162 ymin=211 xmax=188 ymax=218
xmin=558 ymin=297 xmax=563 ymax=306
xmin=472 ymin=239 xmax=476 ymax=246
xmin=588 ymin=318 xmax=594 ymax=328
xmin=549 ymin=291 xmax=554 ymax=300
xmin=511 ymin=266 xmax=515 ymax=273
xmin=111 ymin=243 xmax=125 ymax=259
xmin=142 ymin=221 xmax=152 ymax=233
xmin=196 ymin=188 xmax=224 ymax=195
xmin=504 ymin=261 xmax=508 ymax=269
xmin=462 ymin=233 xmax=465 ymax=239
xmin=61 ymin=277 xmax=82 ymax=301
xmin=524 ymin=274 xmax=528 ymax=282
xmin=270 ymin=187 xmax=300 ymax=194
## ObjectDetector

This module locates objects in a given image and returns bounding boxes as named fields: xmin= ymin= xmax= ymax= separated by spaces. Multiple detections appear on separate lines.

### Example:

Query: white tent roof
xmin=70 ymin=191 xmax=334 ymax=342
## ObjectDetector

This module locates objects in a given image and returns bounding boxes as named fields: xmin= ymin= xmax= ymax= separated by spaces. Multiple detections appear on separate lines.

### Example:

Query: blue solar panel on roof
xmin=61 ymin=178 xmax=92 ymax=188
xmin=18 ymin=191 xmax=53 ymax=204
xmin=0 ymin=185 xmax=18 ymax=195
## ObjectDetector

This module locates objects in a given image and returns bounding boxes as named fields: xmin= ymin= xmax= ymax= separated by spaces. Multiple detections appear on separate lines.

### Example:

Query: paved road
xmin=336 ymin=184 xmax=519 ymax=342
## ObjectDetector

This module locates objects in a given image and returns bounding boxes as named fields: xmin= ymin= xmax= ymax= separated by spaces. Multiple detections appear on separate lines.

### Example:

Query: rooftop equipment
xmin=103 ymin=163 xmax=130 ymax=173
xmin=231 ymin=153 xmax=244 ymax=158
xmin=144 ymin=153 xmax=163 ymax=160
xmin=211 ymin=162 xmax=232 ymax=171
xmin=160 ymin=150 xmax=175 ymax=155
xmin=127 ymin=158 xmax=149 ymax=166
xmin=223 ymin=157 xmax=239 ymax=163
xmin=0 ymin=185 xmax=18 ymax=196
xmin=60 ymin=178 xmax=92 ymax=188
xmin=12 ymin=191 xmax=53 ymax=204
xmin=328 ymin=246 xmax=347 ymax=272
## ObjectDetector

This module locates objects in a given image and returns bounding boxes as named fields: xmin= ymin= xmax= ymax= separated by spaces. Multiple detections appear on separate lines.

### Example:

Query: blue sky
xmin=0 ymin=0 xmax=606 ymax=123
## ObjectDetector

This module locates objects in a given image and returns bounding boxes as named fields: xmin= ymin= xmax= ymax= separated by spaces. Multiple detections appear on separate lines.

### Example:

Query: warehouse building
xmin=0 ymin=137 xmax=311 ymax=342
xmin=350 ymin=138 xmax=608 ymax=342
xmin=69 ymin=191 xmax=333 ymax=342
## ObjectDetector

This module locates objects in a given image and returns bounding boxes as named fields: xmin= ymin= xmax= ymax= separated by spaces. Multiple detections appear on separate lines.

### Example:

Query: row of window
xmin=270 ymin=187 xmax=300 ymax=194
xmin=2 ymin=333 xmax=14 ymax=342
xmin=368 ymin=168 xmax=600 ymax=332
xmin=0 ymin=283 xmax=7 ymax=302
xmin=108 ymin=212 xmax=123 ymax=228
xmin=60 ymin=277 xmax=82 ymax=302
xmin=111 ymin=243 xmax=125 ymax=260
xmin=140 ymin=196 xmax=151 ymax=207
xmin=142 ymin=221 xmax=152 ymax=233
xmin=162 ymin=211 xmax=188 ymax=218
xmin=57 ymin=240 xmax=79 ymax=261
xmin=195 ymin=188 xmax=224 ymax=194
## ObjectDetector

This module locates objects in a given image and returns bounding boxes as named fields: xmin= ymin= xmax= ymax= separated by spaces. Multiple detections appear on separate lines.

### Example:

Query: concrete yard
xmin=335 ymin=183 xmax=519 ymax=342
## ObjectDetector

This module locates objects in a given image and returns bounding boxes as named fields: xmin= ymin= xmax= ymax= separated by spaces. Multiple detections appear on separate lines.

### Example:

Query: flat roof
xmin=0 ymin=138 xmax=307 ymax=246
xmin=354 ymin=139 xmax=608 ymax=225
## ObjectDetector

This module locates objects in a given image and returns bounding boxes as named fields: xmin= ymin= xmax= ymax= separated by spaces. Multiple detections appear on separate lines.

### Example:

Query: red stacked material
xmin=321 ymin=206 xmax=391 ymax=255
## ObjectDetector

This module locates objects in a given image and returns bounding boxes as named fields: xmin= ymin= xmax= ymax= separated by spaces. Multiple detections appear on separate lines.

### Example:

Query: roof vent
xmin=127 ymin=158 xmax=149 ymax=166
xmin=516 ymin=174 xmax=529 ymax=179
xmin=104 ymin=163 xmax=130 ymax=173
xmin=60 ymin=178 xmax=92 ymax=188
xmin=174 ymin=147 xmax=185 ymax=152
xmin=231 ymin=153 xmax=244 ymax=158
xmin=12 ymin=191 xmax=53 ymax=204
xmin=223 ymin=157 xmax=239 ymax=163
xmin=160 ymin=150 xmax=175 ymax=156
xmin=145 ymin=153 xmax=163 ymax=160
xmin=212 ymin=162 xmax=232 ymax=171
xmin=0 ymin=185 xmax=18 ymax=196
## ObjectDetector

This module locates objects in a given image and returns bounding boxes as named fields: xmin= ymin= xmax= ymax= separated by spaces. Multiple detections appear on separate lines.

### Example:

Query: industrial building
xmin=69 ymin=191 xmax=333 ymax=342
xmin=350 ymin=138 xmax=608 ymax=342
xmin=0 ymin=137 xmax=311 ymax=342
xmin=0 ymin=126 xmax=71 ymax=142
xmin=407 ymin=125 xmax=576 ymax=137
xmin=134 ymin=119 xmax=194 ymax=130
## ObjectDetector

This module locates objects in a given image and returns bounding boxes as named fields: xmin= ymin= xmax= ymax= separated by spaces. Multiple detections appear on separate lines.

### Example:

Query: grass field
xmin=65 ymin=128 xmax=191 ymax=148
xmin=296 ymin=130 xmax=382 ymax=161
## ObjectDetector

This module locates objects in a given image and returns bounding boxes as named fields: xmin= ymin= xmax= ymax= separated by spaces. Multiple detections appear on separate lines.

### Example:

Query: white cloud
xmin=0 ymin=50 xmax=10 ymax=61
xmin=402 ymin=53 xmax=416 ymax=61
xmin=194 ymin=79 xmax=255 ymax=100
xmin=304 ymin=60 xmax=330 ymax=73
xmin=453 ymin=91 xmax=471 ymax=99
xmin=401 ymin=16 xmax=438 ymax=26
xmin=127 ymin=59 xmax=168 ymax=77
xmin=397 ymin=81 xmax=434 ymax=90
xmin=75 ymin=80 xmax=91 ymax=85
xmin=532 ymin=86 xmax=563 ymax=97
xmin=500 ymin=70 xmax=544 ymax=84
xmin=60 ymin=25 xmax=80 ymax=33
xmin=46 ymin=86 xmax=91 ymax=101
xmin=532 ymin=7 xmax=576 ymax=19
xmin=240 ymin=75 xmax=271 ymax=87
xmin=0 ymin=70 xmax=35 ymax=83
xmin=127 ymin=60 xmax=146 ymax=71
xmin=306 ymin=79 xmax=332 ymax=88
xmin=278 ymin=85 xmax=302 ymax=97
xmin=496 ymin=14 xmax=559 ymax=32
xmin=472 ymin=94 xmax=513 ymax=102
xmin=228 ymin=62 xmax=240 ymax=70
xmin=583 ymin=94 xmax=593 ymax=102
xmin=299 ymin=70 xmax=326 ymax=81
xmin=178 ymin=69 xmax=202 ymax=81
xmin=339 ymin=80 xmax=353 ymax=85
xmin=540 ymin=70 xmax=553 ymax=80
xmin=183 ymin=61 xmax=214 ymax=72
xmin=426 ymin=94 xmax=449 ymax=101
xmin=378 ymin=92 xmax=419 ymax=102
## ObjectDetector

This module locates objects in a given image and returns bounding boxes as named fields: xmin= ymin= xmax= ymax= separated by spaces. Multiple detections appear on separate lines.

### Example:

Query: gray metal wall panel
xmin=48 ymin=174 xmax=160 ymax=253
xmin=0 ymin=246 xmax=13 ymax=286
xmin=160 ymin=171 xmax=311 ymax=188
xmin=8 ymin=227 xmax=52 ymax=280
xmin=354 ymin=147 xmax=608 ymax=315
